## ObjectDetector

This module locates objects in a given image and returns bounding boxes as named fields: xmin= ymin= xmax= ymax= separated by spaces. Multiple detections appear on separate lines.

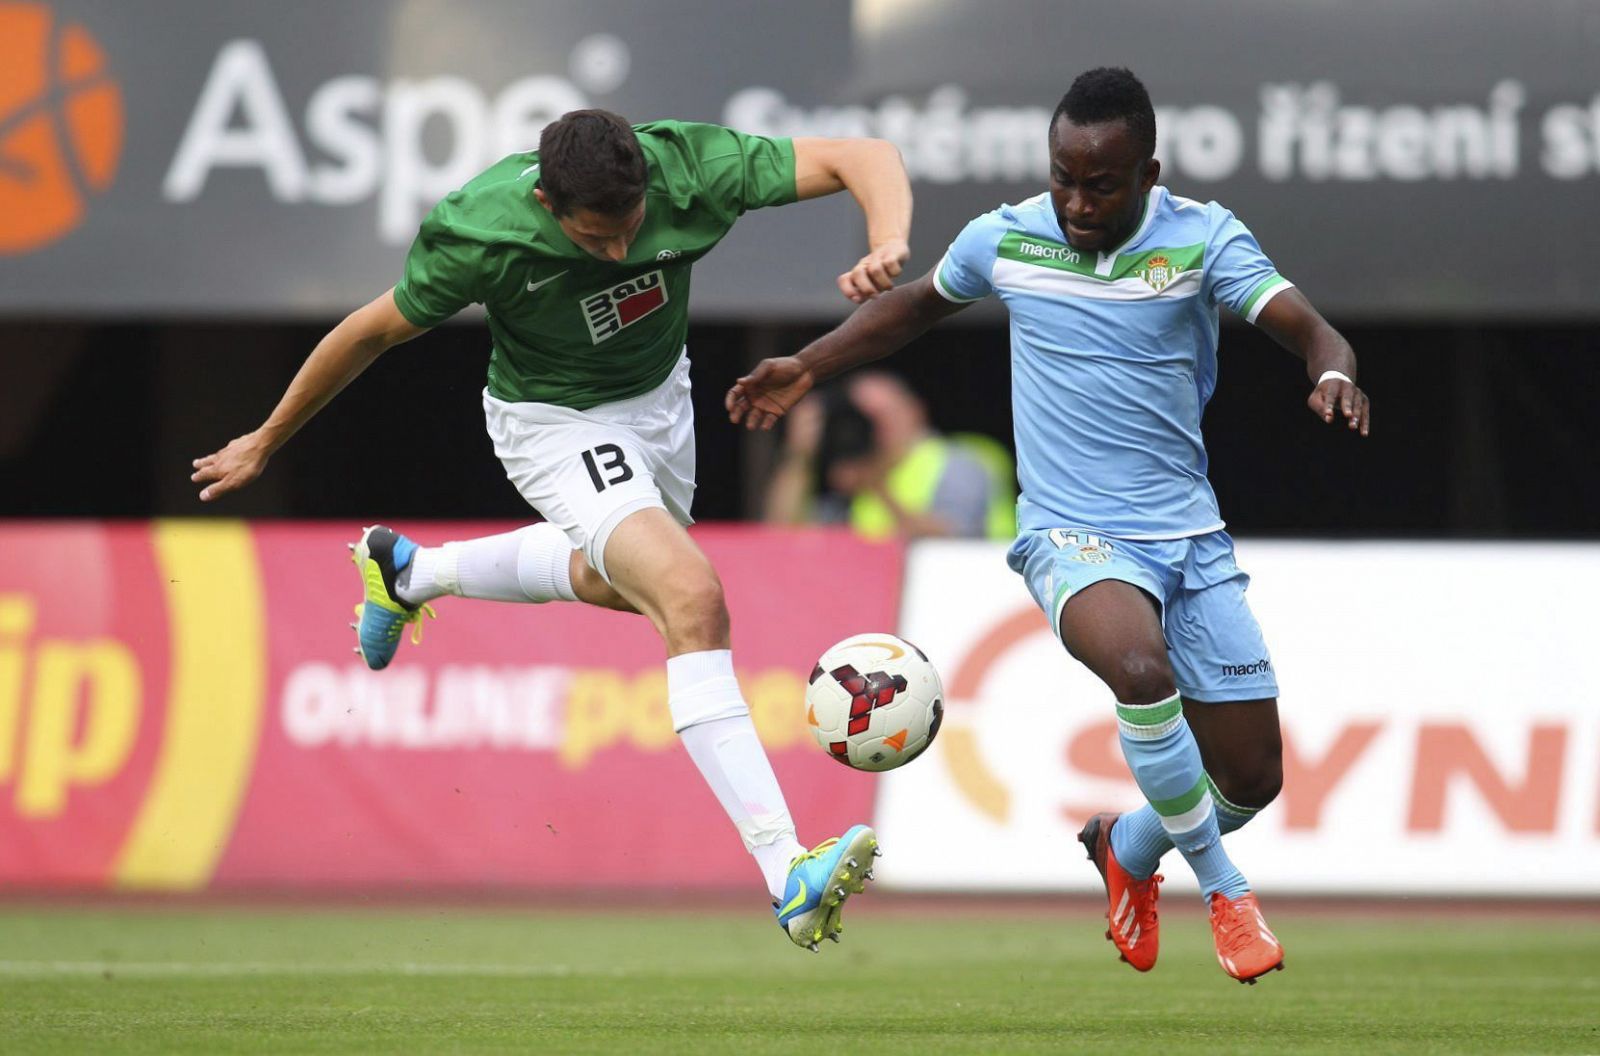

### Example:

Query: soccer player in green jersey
xmin=191 ymin=110 xmax=912 ymax=950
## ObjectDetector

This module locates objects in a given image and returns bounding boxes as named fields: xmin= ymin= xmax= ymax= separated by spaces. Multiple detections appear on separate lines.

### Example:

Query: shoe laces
xmin=1131 ymin=872 xmax=1162 ymax=926
xmin=788 ymin=836 xmax=840 ymax=870
xmin=402 ymin=604 xmax=436 ymax=644
xmin=1210 ymin=896 xmax=1259 ymax=956
xmin=355 ymin=602 xmax=436 ymax=644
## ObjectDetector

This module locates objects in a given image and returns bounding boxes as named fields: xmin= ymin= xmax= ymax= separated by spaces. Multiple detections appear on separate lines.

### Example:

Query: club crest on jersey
xmin=1137 ymin=255 xmax=1181 ymax=293
xmin=582 ymin=270 xmax=668 ymax=343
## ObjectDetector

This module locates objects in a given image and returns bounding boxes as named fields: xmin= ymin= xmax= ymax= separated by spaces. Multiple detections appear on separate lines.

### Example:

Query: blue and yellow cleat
xmin=348 ymin=525 xmax=433 ymax=671
xmin=774 ymin=824 xmax=880 ymax=952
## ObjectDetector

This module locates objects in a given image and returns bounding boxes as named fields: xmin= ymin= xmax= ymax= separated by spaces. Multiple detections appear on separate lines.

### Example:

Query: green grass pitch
xmin=1 ymin=902 xmax=1595 ymax=1054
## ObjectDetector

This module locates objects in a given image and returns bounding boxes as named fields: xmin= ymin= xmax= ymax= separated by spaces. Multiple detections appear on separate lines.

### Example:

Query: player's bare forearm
xmin=812 ymin=271 xmax=959 ymax=375
xmin=792 ymin=137 xmax=913 ymax=302
xmin=191 ymin=288 xmax=429 ymax=500
xmin=1254 ymin=288 xmax=1354 ymax=378
xmin=726 ymin=272 xmax=964 ymax=431
xmin=792 ymin=137 xmax=910 ymax=238
xmin=800 ymin=276 xmax=954 ymax=381
xmin=257 ymin=300 xmax=411 ymax=449
xmin=1255 ymin=288 xmax=1370 ymax=436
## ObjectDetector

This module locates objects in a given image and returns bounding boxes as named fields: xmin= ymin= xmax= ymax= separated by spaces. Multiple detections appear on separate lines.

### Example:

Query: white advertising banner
xmin=876 ymin=540 xmax=1600 ymax=895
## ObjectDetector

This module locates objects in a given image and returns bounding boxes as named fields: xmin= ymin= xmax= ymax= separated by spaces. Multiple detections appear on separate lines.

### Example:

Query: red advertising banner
xmin=0 ymin=521 xmax=901 ymax=892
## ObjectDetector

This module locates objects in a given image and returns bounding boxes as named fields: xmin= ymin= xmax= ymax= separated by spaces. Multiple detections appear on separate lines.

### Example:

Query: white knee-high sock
xmin=668 ymin=649 xmax=806 ymax=901
xmin=397 ymin=523 xmax=577 ymax=606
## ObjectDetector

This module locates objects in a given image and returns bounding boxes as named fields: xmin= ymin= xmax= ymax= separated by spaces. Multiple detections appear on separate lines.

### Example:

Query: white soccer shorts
xmin=482 ymin=352 xmax=696 ymax=583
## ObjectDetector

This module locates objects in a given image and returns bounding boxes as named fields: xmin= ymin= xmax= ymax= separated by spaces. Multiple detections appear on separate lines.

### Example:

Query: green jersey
xmin=392 ymin=121 xmax=797 ymax=409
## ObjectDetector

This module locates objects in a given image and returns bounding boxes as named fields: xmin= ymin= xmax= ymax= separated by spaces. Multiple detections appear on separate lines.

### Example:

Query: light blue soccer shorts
xmin=1006 ymin=527 xmax=1279 ymax=703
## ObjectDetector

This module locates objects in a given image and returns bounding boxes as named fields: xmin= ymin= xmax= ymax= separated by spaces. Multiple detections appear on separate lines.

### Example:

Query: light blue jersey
xmin=934 ymin=186 xmax=1292 ymax=539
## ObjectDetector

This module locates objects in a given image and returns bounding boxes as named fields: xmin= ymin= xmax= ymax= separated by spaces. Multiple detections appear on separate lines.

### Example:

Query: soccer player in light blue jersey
xmin=728 ymin=68 xmax=1370 ymax=983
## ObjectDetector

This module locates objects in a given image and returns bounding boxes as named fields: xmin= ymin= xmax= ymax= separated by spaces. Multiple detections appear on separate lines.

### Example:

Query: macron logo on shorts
xmin=1221 ymin=658 xmax=1272 ymax=678
xmin=581 ymin=270 xmax=668 ymax=343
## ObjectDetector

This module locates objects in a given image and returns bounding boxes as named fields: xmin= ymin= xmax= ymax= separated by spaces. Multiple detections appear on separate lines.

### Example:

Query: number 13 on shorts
xmin=582 ymin=444 xmax=634 ymax=492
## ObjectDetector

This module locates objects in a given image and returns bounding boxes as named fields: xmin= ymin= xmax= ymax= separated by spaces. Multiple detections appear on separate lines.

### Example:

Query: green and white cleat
xmin=773 ymin=824 xmax=880 ymax=952
xmin=349 ymin=525 xmax=433 ymax=670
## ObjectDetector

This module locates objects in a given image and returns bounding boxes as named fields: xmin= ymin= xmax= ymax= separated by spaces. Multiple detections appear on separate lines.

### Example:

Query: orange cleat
xmin=1077 ymin=812 xmax=1161 ymax=972
xmin=1208 ymin=891 xmax=1286 ymax=983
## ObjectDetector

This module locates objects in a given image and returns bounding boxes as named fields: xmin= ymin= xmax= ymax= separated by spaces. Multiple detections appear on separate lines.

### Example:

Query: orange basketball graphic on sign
xmin=0 ymin=2 xmax=123 ymax=254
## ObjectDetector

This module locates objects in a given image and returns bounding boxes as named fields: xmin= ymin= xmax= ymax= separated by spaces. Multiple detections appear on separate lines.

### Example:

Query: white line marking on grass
xmin=0 ymin=961 xmax=630 ymax=979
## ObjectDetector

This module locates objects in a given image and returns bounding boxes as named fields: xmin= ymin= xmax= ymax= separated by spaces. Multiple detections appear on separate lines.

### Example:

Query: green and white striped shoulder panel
xmin=989 ymin=230 xmax=1292 ymax=322
xmin=991 ymin=232 xmax=1205 ymax=303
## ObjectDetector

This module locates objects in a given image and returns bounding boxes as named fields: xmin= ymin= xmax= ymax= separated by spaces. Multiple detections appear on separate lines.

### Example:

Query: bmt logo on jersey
xmin=582 ymin=270 xmax=668 ymax=343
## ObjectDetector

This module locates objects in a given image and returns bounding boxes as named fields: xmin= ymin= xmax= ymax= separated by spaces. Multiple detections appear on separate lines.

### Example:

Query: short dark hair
xmin=538 ymin=109 xmax=648 ymax=217
xmin=1051 ymin=67 xmax=1156 ymax=160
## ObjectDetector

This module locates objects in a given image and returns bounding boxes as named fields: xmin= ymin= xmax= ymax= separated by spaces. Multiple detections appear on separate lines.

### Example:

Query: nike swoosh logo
xmin=519 ymin=163 xmax=540 ymax=179
xmin=526 ymin=271 xmax=567 ymax=293
xmin=778 ymin=879 xmax=808 ymax=917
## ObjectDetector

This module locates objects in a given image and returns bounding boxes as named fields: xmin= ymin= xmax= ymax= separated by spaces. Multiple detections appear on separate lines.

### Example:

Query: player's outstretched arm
xmin=1255 ymin=288 xmax=1371 ymax=437
xmin=727 ymin=270 xmax=965 ymax=431
xmin=791 ymin=137 xmax=912 ymax=304
xmin=190 ymin=288 xmax=429 ymax=501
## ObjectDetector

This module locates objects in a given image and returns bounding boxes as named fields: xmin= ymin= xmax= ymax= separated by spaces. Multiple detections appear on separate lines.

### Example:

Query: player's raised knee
xmin=1235 ymin=758 xmax=1283 ymax=809
xmin=1111 ymin=651 xmax=1176 ymax=705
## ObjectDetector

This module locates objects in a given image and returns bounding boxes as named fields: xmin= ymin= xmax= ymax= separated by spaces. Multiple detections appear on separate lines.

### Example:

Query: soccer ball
xmin=804 ymin=633 xmax=944 ymax=772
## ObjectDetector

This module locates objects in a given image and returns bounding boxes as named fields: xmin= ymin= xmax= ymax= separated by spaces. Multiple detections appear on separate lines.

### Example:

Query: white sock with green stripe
xmin=1113 ymin=694 xmax=1249 ymax=900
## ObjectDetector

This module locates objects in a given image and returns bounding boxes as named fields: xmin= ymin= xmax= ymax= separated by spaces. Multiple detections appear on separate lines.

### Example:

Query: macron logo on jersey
xmin=581 ymin=270 xmax=668 ymax=343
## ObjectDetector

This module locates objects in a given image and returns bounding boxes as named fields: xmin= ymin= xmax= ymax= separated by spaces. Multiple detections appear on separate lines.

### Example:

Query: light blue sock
xmin=1114 ymin=696 xmax=1249 ymax=901
xmin=1109 ymin=772 xmax=1262 ymax=878
xmin=1107 ymin=806 xmax=1170 ymax=879
xmin=1182 ymin=839 xmax=1246 ymax=900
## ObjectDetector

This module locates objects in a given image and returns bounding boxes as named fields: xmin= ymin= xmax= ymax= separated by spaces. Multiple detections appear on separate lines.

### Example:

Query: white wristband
xmin=1316 ymin=370 xmax=1353 ymax=387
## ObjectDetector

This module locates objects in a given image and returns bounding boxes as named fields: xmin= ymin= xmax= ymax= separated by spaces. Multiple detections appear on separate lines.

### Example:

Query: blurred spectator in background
xmin=764 ymin=371 xmax=1015 ymax=539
